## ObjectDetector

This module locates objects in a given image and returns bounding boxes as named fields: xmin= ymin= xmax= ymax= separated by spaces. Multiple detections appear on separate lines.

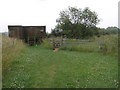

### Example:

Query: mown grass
xmin=2 ymin=35 xmax=26 ymax=75
xmin=3 ymin=46 xmax=118 ymax=88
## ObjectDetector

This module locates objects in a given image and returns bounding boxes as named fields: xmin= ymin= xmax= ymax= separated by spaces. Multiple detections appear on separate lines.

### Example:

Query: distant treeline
xmin=98 ymin=26 xmax=119 ymax=35
xmin=48 ymin=26 xmax=119 ymax=39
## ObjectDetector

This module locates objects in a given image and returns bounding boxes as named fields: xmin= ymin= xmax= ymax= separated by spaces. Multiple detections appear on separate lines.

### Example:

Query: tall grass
xmin=41 ymin=38 xmax=53 ymax=49
xmin=2 ymin=35 xmax=26 ymax=75
xmin=94 ymin=34 xmax=118 ymax=56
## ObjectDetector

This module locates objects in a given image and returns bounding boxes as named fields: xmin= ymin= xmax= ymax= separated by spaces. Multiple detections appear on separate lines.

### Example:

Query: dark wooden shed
xmin=8 ymin=25 xmax=46 ymax=45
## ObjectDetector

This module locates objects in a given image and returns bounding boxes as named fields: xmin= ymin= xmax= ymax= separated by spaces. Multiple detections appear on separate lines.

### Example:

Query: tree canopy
xmin=51 ymin=6 xmax=100 ymax=39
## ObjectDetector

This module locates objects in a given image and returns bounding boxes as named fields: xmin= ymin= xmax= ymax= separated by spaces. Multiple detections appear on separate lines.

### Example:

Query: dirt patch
xmin=54 ymin=48 xmax=59 ymax=52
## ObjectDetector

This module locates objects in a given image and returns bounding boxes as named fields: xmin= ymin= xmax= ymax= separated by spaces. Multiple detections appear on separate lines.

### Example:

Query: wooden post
xmin=63 ymin=39 xmax=66 ymax=47
xmin=28 ymin=37 xmax=29 ymax=45
xmin=34 ymin=37 xmax=35 ymax=45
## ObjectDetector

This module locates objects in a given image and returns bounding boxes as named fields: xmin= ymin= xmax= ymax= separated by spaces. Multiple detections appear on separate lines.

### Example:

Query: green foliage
xmin=3 ymin=46 xmax=118 ymax=88
xmin=51 ymin=6 xmax=100 ymax=39
xmin=106 ymin=26 xmax=119 ymax=31
xmin=98 ymin=27 xmax=119 ymax=36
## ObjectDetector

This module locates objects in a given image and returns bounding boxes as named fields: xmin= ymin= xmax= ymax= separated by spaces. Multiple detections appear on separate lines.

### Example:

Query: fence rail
xmin=49 ymin=38 xmax=104 ymax=50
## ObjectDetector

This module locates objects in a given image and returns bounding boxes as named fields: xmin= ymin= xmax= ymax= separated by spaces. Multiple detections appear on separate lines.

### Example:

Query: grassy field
xmin=3 ymin=46 xmax=118 ymax=88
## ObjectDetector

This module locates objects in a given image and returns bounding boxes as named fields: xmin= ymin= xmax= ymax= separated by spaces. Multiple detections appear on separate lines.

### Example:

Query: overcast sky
xmin=0 ymin=0 xmax=119 ymax=33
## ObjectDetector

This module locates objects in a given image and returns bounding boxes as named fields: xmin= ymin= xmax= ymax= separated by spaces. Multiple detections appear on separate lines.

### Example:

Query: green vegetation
xmin=49 ymin=6 xmax=119 ymax=39
xmin=2 ymin=35 xmax=26 ymax=75
xmin=94 ymin=34 xmax=118 ymax=56
xmin=44 ymin=34 xmax=118 ymax=56
xmin=98 ymin=27 xmax=119 ymax=36
xmin=60 ymin=42 xmax=100 ymax=53
xmin=2 ymin=34 xmax=118 ymax=88
xmin=51 ymin=6 xmax=100 ymax=39
xmin=3 ymin=46 xmax=118 ymax=88
xmin=41 ymin=38 xmax=53 ymax=49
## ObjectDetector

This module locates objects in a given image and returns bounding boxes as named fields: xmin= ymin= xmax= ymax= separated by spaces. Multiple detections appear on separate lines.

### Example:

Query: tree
xmin=106 ymin=26 xmax=119 ymax=34
xmin=51 ymin=25 xmax=63 ymax=37
xmin=106 ymin=26 xmax=118 ymax=31
xmin=53 ymin=6 xmax=100 ymax=39
xmin=82 ymin=7 xmax=100 ymax=27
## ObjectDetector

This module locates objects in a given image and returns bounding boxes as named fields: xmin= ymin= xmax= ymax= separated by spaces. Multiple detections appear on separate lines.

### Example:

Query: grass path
xmin=3 ymin=46 xmax=118 ymax=88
